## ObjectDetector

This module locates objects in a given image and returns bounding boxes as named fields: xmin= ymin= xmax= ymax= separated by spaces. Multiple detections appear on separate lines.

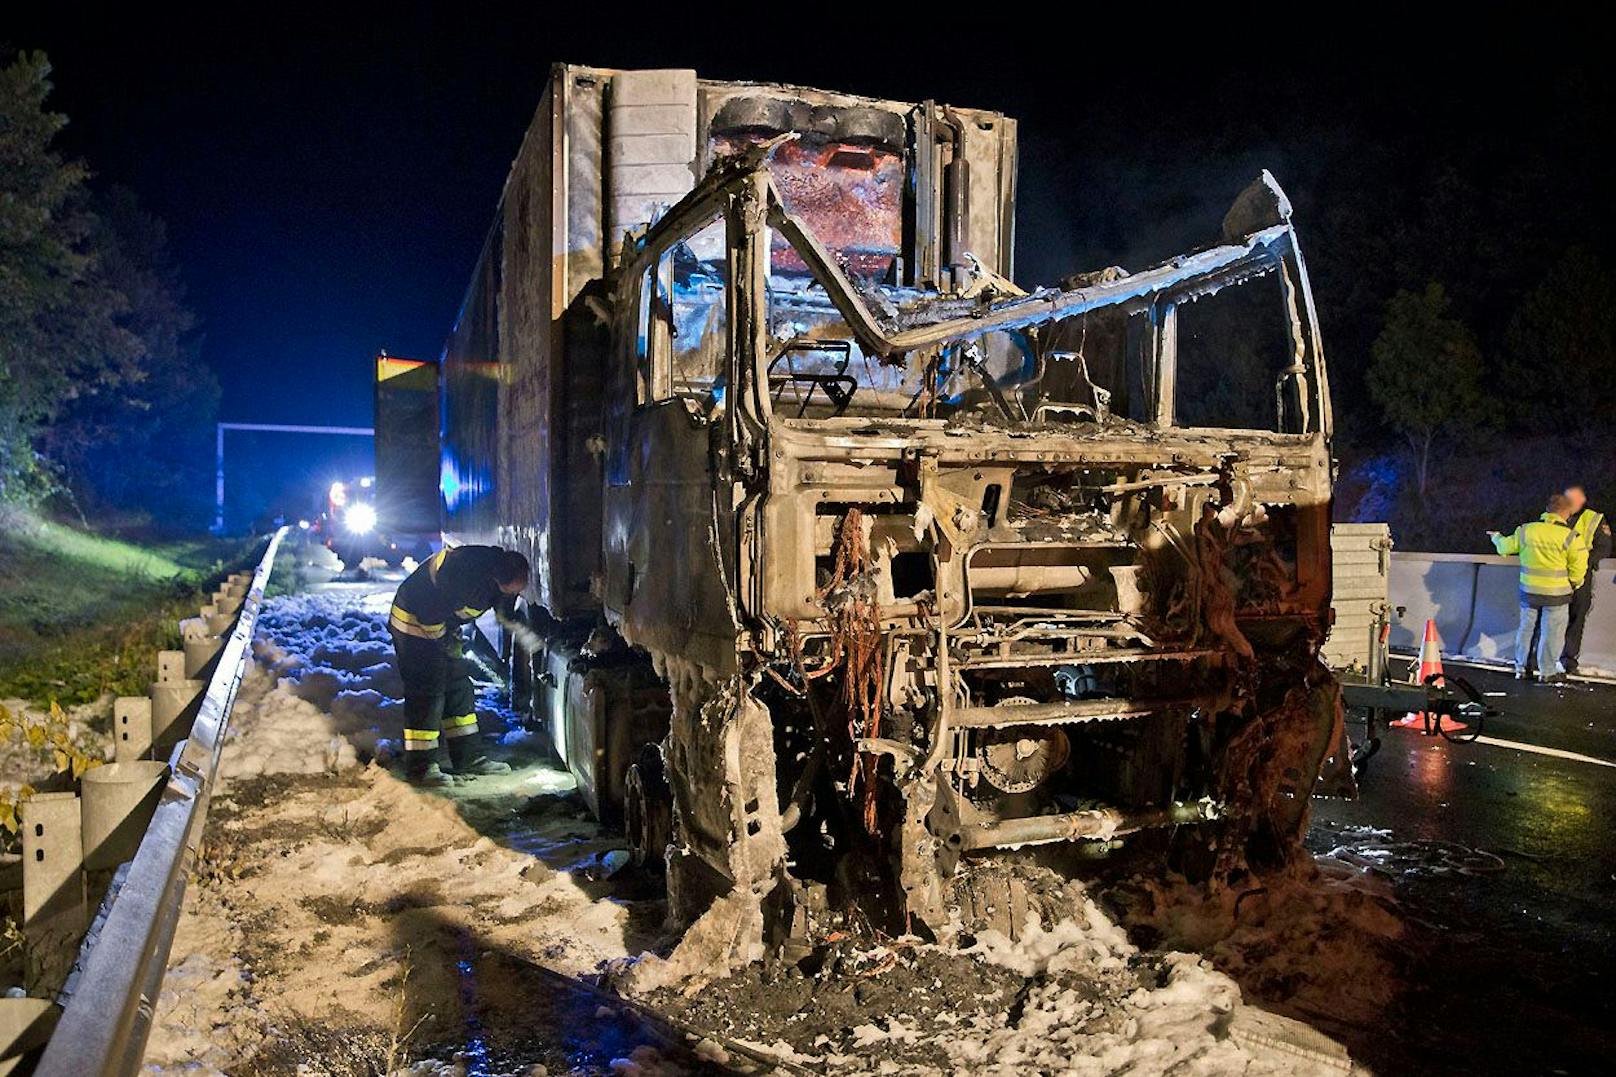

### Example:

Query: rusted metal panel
xmin=495 ymin=75 xmax=559 ymax=607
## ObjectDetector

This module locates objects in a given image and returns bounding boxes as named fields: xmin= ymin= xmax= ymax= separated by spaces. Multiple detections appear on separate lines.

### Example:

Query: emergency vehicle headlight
xmin=345 ymin=502 xmax=377 ymax=534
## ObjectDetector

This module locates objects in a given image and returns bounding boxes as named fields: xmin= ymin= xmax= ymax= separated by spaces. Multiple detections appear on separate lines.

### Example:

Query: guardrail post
xmin=112 ymin=698 xmax=153 ymax=762
xmin=149 ymin=652 xmax=204 ymax=752
xmin=179 ymin=616 xmax=225 ymax=681
xmin=199 ymin=605 xmax=235 ymax=635
xmin=80 ymin=763 xmax=169 ymax=873
xmin=22 ymin=792 xmax=86 ymax=996
xmin=0 ymin=998 xmax=60 ymax=1074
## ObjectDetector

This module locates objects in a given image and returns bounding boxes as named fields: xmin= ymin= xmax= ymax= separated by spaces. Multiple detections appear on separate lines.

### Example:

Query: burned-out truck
xmin=408 ymin=64 xmax=1346 ymax=939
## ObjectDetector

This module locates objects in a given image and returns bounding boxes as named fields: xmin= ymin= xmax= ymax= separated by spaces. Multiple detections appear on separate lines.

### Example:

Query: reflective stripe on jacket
xmin=388 ymin=545 xmax=513 ymax=644
xmin=389 ymin=604 xmax=446 ymax=640
xmin=1571 ymin=508 xmax=1606 ymax=554
xmin=1493 ymin=514 xmax=1588 ymax=600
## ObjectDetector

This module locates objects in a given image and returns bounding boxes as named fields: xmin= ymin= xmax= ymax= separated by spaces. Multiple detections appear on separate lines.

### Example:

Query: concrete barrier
xmin=1385 ymin=554 xmax=1484 ymax=653
xmin=1389 ymin=551 xmax=1616 ymax=675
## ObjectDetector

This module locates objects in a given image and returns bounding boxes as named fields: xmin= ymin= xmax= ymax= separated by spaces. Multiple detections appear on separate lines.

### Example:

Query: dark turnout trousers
xmin=390 ymin=629 xmax=482 ymax=767
xmin=1562 ymin=578 xmax=1595 ymax=673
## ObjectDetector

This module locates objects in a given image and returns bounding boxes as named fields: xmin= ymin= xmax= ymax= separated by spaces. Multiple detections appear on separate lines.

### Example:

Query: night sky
xmin=6 ymin=11 xmax=1603 ymax=525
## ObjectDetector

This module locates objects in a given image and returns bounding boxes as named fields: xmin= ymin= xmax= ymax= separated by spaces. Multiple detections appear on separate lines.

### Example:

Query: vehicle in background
xmin=381 ymin=64 xmax=1348 ymax=943
xmin=321 ymin=357 xmax=441 ymax=570
xmin=372 ymin=354 xmax=442 ymax=566
xmin=319 ymin=474 xmax=432 ymax=569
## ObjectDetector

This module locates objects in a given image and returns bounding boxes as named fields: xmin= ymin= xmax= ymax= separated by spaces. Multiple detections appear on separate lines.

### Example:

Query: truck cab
xmin=604 ymin=153 xmax=1340 ymax=931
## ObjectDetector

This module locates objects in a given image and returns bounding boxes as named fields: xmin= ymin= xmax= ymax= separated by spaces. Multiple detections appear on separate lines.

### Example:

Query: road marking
xmin=1471 ymin=735 xmax=1616 ymax=769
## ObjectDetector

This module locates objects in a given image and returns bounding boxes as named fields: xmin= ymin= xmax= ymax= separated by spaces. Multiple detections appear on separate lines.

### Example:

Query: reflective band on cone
xmin=1392 ymin=619 xmax=1466 ymax=734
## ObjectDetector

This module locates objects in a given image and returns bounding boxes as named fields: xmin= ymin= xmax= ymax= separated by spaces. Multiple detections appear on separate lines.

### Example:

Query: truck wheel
xmin=624 ymin=742 xmax=671 ymax=875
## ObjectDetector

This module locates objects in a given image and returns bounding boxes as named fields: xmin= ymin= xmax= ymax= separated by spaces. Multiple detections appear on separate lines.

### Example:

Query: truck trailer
xmin=395 ymin=64 xmax=1347 ymax=943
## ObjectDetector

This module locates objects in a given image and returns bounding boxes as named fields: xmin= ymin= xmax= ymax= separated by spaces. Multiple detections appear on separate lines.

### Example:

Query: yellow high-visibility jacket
xmin=1493 ymin=514 xmax=1588 ymax=604
xmin=1571 ymin=507 xmax=1607 ymax=553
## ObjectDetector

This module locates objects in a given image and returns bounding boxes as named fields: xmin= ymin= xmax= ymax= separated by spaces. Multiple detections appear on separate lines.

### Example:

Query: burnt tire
xmin=624 ymin=742 xmax=672 ymax=875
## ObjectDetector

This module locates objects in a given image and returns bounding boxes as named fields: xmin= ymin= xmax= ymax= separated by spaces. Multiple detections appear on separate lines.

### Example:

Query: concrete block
xmin=80 ymin=761 xmax=168 ymax=871
xmin=178 ymin=616 xmax=211 ymax=642
xmin=610 ymin=68 xmax=696 ymax=108
xmin=113 ymin=696 xmax=153 ymax=762
xmin=22 ymin=792 xmax=85 ymax=995
xmin=609 ymin=132 xmax=697 ymax=166
xmin=212 ymin=589 xmax=244 ymax=614
xmin=609 ymin=103 xmax=699 ymax=137
xmin=610 ymin=162 xmax=698 ymax=196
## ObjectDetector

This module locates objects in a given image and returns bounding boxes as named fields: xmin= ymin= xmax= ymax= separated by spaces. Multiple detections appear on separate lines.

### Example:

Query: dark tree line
xmin=0 ymin=50 xmax=215 ymax=530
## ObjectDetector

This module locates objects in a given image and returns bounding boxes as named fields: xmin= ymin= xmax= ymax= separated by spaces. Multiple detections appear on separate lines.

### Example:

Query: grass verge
xmin=0 ymin=510 xmax=259 ymax=705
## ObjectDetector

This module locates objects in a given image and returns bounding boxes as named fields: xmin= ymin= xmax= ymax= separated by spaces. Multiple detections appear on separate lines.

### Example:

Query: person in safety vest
xmin=1559 ymin=485 xmax=1611 ymax=674
xmin=389 ymin=545 xmax=535 ymax=785
xmin=1489 ymin=494 xmax=1588 ymax=684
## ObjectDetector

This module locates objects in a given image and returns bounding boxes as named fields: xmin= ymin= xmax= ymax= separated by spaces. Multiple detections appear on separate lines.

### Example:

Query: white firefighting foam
xmin=142 ymin=586 xmax=1372 ymax=1075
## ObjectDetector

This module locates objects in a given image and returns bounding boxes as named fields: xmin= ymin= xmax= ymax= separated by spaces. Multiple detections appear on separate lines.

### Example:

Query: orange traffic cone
xmin=1392 ymin=619 xmax=1466 ymax=734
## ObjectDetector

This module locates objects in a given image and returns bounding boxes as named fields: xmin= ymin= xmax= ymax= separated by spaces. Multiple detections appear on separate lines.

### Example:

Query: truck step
xmin=955 ymin=647 xmax=1219 ymax=671
xmin=951 ymin=696 xmax=1192 ymax=729
xmin=960 ymin=799 xmax=1220 ymax=851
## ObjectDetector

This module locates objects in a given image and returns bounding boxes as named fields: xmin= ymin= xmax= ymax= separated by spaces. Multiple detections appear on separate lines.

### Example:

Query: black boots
xmin=405 ymin=757 xmax=455 ymax=787
xmin=447 ymin=736 xmax=512 ymax=776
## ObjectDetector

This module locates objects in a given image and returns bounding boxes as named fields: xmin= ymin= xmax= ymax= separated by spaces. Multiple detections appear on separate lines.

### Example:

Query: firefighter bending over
xmin=388 ymin=545 xmax=531 ymax=785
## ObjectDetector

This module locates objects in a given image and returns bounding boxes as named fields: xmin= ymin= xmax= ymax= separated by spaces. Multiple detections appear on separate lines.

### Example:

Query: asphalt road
xmin=1309 ymin=659 xmax=1616 ymax=1075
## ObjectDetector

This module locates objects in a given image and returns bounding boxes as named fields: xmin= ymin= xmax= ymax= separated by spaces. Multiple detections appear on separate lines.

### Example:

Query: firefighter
xmin=1560 ymin=485 xmax=1611 ymax=674
xmin=388 ymin=545 xmax=530 ymax=785
xmin=1489 ymin=494 xmax=1589 ymax=684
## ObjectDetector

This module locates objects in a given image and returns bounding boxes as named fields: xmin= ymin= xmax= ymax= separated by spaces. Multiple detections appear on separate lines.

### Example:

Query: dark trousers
xmin=1562 ymin=579 xmax=1595 ymax=672
xmin=391 ymin=629 xmax=482 ymax=767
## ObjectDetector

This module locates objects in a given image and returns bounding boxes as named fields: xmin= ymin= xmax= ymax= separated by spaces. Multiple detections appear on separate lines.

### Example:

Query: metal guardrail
xmin=30 ymin=527 xmax=288 ymax=1077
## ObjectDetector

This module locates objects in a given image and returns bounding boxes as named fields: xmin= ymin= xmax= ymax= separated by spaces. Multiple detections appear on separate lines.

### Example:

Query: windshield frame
xmin=619 ymin=160 xmax=1333 ymax=449
xmin=749 ymin=169 xmax=1333 ymax=440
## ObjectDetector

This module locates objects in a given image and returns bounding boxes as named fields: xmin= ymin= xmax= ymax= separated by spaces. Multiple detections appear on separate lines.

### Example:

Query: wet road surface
xmin=1309 ymin=660 xmax=1616 ymax=1075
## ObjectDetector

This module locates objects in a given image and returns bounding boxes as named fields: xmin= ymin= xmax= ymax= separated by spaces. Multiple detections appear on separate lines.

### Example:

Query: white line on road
xmin=1471 ymin=735 xmax=1616 ymax=769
